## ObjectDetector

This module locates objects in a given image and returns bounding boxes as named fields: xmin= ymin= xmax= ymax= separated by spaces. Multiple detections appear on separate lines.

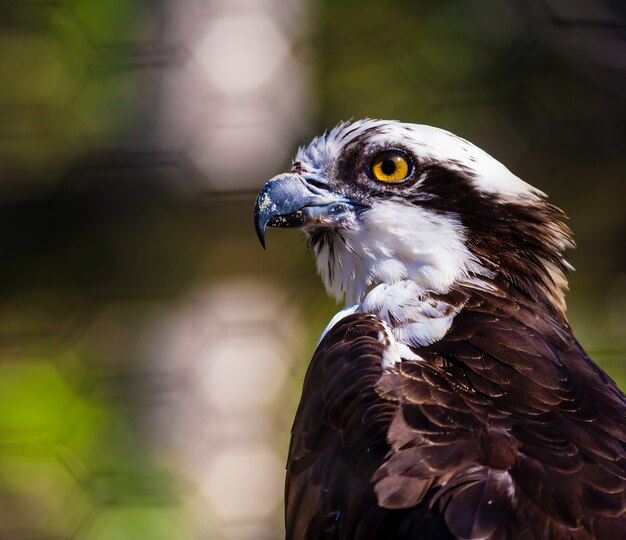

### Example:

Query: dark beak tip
xmin=254 ymin=172 xmax=314 ymax=250
xmin=253 ymin=209 xmax=267 ymax=250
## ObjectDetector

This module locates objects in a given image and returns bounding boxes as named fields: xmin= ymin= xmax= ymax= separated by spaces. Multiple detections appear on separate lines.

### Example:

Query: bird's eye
xmin=369 ymin=151 xmax=413 ymax=183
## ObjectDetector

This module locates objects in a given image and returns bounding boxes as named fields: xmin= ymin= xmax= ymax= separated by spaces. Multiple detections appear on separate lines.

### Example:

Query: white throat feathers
xmin=313 ymin=200 xmax=487 ymax=304
xmin=312 ymin=200 xmax=491 ymax=348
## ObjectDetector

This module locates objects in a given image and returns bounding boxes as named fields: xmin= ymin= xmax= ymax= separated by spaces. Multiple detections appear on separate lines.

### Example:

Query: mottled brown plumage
xmin=287 ymin=280 xmax=626 ymax=539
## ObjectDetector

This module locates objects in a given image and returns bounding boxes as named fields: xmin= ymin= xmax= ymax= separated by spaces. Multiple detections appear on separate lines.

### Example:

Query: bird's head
xmin=255 ymin=119 xmax=574 ymax=314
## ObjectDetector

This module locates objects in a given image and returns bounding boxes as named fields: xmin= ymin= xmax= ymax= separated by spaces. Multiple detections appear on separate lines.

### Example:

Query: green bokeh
xmin=0 ymin=0 xmax=624 ymax=538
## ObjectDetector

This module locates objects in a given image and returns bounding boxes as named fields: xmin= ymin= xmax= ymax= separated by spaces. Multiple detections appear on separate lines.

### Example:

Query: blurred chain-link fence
xmin=0 ymin=0 xmax=624 ymax=539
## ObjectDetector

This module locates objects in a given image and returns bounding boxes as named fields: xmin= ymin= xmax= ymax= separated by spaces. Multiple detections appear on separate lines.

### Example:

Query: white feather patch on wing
xmin=378 ymin=321 xmax=424 ymax=369
xmin=363 ymin=281 xmax=462 ymax=348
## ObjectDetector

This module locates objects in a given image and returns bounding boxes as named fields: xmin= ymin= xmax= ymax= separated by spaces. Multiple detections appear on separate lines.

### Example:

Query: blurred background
xmin=0 ymin=0 xmax=624 ymax=538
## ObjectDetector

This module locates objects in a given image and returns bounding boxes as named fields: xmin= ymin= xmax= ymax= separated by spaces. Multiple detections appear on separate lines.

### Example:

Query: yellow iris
xmin=370 ymin=151 xmax=411 ymax=182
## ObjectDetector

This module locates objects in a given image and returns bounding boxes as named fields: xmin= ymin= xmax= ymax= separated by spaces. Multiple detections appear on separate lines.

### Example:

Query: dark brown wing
xmin=376 ymin=283 xmax=626 ymax=539
xmin=285 ymin=313 xmax=454 ymax=539
xmin=286 ymin=285 xmax=626 ymax=539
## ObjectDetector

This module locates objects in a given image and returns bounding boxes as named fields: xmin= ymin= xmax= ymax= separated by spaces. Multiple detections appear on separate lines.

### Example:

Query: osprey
xmin=253 ymin=119 xmax=626 ymax=539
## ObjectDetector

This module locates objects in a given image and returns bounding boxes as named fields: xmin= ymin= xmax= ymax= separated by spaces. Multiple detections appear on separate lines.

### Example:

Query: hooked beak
xmin=254 ymin=173 xmax=361 ymax=248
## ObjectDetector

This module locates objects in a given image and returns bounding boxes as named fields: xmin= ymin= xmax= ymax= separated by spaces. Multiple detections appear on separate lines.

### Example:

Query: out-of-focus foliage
xmin=0 ymin=0 xmax=624 ymax=539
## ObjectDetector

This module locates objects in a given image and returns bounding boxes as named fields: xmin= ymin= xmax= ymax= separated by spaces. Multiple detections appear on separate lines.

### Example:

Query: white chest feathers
xmin=319 ymin=280 xmax=462 ymax=353
xmin=362 ymin=281 xmax=461 ymax=348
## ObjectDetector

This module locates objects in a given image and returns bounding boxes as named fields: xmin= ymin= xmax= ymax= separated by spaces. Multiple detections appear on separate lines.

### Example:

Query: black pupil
xmin=381 ymin=159 xmax=396 ymax=175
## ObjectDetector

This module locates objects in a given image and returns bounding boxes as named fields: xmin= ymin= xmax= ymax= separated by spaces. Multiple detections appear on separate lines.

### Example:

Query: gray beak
xmin=254 ymin=173 xmax=361 ymax=248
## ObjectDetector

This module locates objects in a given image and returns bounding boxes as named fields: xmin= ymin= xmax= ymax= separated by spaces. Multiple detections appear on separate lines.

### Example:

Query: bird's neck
xmin=310 ymin=200 xmax=489 ymax=306
xmin=310 ymin=217 xmax=492 ymax=349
